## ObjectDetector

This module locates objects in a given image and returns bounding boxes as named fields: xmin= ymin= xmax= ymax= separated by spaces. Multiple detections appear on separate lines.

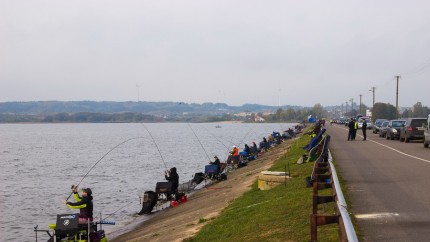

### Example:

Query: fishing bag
xmin=138 ymin=191 xmax=158 ymax=215
xmin=155 ymin=182 xmax=174 ymax=194
xmin=192 ymin=172 xmax=205 ymax=184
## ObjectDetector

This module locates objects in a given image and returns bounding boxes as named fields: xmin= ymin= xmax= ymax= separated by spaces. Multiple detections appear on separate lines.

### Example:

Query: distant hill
xmin=0 ymin=101 xmax=301 ymax=115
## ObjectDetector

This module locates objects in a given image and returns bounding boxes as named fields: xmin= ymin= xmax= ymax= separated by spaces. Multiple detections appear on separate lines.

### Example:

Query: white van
xmin=425 ymin=114 xmax=430 ymax=148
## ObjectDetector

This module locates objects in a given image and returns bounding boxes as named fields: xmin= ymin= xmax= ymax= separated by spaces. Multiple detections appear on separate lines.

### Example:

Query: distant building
xmin=255 ymin=115 xmax=265 ymax=122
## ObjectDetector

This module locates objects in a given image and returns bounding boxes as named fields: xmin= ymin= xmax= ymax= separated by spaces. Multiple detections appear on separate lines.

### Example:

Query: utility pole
xmin=395 ymin=76 xmax=401 ymax=119
xmin=359 ymin=94 xmax=362 ymax=115
xmin=345 ymin=101 xmax=348 ymax=117
xmin=369 ymin=86 xmax=375 ymax=110
xmin=341 ymin=103 xmax=344 ymax=117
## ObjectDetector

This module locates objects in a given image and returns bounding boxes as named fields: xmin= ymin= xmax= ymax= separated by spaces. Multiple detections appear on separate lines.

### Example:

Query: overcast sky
xmin=1 ymin=1 xmax=429 ymax=107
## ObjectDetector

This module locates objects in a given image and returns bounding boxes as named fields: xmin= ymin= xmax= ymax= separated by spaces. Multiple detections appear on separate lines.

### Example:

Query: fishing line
xmin=66 ymin=136 xmax=145 ymax=201
xmin=141 ymin=123 xmax=169 ymax=172
xmin=96 ymin=199 xmax=135 ymax=221
xmin=188 ymin=123 xmax=212 ymax=161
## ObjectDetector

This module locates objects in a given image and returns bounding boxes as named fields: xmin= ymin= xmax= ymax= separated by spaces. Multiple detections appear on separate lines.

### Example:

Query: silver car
xmin=373 ymin=119 xmax=388 ymax=134
xmin=425 ymin=114 xmax=430 ymax=148
xmin=379 ymin=120 xmax=390 ymax=138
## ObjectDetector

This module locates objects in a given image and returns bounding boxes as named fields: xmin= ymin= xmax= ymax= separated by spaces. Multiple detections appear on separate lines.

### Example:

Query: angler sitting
xmin=226 ymin=145 xmax=240 ymax=165
xmin=209 ymin=155 xmax=221 ymax=174
xmin=63 ymin=186 xmax=93 ymax=224
xmin=165 ymin=167 xmax=179 ymax=199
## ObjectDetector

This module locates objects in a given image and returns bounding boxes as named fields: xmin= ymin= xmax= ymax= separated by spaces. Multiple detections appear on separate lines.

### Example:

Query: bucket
xmin=171 ymin=201 xmax=179 ymax=207
xmin=180 ymin=195 xmax=188 ymax=203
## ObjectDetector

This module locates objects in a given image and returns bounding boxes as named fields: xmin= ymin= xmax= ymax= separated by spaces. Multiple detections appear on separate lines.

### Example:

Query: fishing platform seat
xmin=156 ymin=182 xmax=174 ymax=194
xmin=53 ymin=213 xmax=81 ymax=238
xmin=155 ymin=181 xmax=178 ymax=202
xmin=205 ymin=164 xmax=219 ymax=175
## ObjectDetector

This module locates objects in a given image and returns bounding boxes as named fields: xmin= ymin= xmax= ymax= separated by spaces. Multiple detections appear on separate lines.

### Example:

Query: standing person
xmin=63 ymin=186 xmax=93 ymax=224
xmin=165 ymin=167 xmax=179 ymax=196
xmin=362 ymin=119 xmax=367 ymax=140
xmin=353 ymin=118 xmax=358 ymax=140
xmin=348 ymin=118 xmax=354 ymax=141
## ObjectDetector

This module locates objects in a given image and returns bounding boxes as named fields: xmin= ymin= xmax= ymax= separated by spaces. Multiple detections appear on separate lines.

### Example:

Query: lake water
xmin=0 ymin=122 xmax=296 ymax=241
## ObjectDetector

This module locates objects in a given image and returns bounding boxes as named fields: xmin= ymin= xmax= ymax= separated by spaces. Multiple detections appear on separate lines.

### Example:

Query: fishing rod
xmin=188 ymin=123 xmax=212 ymax=161
xmin=66 ymin=136 xmax=145 ymax=201
xmin=141 ymin=123 xmax=169 ymax=172
xmin=96 ymin=199 xmax=135 ymax=221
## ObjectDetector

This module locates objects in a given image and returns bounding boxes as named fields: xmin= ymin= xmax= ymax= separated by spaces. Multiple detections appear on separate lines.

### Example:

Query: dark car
xmin=386 ymin=119 xmax=406 ymax=140
xmin=399 ymin=118 xmax=427 ymax=143
xmin=379 ymin=120 xmax=390 ymax=137
xmin=373 ymin=119 xmax=388 ymax=134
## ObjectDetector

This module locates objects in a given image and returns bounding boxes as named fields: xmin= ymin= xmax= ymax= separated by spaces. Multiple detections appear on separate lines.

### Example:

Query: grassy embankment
xmin=185 ymin=133 xmax=340 ymax=242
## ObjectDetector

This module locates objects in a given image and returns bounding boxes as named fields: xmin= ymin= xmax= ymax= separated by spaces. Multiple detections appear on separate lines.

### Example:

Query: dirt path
xmin=110 ymin=140 xmax=292 ymax=242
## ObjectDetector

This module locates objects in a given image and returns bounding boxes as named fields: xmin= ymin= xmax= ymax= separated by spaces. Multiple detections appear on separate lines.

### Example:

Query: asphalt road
xmin=326 ymin=124 xmax=430 ymax=241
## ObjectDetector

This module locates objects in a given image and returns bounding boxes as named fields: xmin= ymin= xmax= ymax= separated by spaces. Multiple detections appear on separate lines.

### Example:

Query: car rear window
xmin=411 ymin=119 xmax=427 ymax=127
xmin=392 ymin=121 xmax=405 ymax=127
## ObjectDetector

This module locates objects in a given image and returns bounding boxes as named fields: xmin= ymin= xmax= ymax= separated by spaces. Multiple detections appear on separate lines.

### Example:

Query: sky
xmin=1 ymin=1 xmax=430 ymax=107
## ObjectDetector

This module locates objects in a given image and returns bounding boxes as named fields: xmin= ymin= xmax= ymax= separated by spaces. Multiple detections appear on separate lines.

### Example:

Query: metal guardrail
xmin=309 ymin=135 xmax=358 ymax=242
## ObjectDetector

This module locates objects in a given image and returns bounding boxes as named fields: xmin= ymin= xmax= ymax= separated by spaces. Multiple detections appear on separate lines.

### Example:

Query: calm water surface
xmin=0 ymin=122 xmax=295 ymax=241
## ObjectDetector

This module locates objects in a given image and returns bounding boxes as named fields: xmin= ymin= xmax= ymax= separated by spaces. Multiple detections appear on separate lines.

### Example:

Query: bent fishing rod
xmin=187 ymin=123 xmax=212 ymax=161
xmin=66 ymin=136 xmax=145 ymax=201
xmin=141 ymin=123 xmax=169 ymax=172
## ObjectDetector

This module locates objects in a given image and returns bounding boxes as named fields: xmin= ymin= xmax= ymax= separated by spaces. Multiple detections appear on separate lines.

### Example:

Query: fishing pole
xmin=188 ymin=123 xmax=212 ymax=162
xmin=141 ymin=123 xmax=169 ymax=172
xmin=66 ymin=136 xmax=145 ymax=201
xmin=96 ymin=199 xmax=135 ymax=221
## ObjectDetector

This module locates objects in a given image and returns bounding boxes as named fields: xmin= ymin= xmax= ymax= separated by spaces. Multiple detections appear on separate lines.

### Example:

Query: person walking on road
xmin=362 ymin=119 xmax=367 ymax=140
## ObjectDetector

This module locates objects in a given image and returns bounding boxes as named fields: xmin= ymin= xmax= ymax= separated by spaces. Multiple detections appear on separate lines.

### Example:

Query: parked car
xmin=386 ymin=119 xmax=407 ymax=140
xmin=357 ymin=117 xmax=373 ymax=129
xmin=399 ymin=118 xmax=427 ymax=143
xmin=373 ymin=119 xmax=388 ymax=134
xmin=379 ymin=120 xmax=390 ymax=137
xmin=424 ymin=115 xmax=430 ymax=148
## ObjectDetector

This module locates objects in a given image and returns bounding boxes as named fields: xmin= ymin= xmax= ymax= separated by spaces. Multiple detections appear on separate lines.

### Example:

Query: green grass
xmin=185 ymin=134 xmax=340 ymax=242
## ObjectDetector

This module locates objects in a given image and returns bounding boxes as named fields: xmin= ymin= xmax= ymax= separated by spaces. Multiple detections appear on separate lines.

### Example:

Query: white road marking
xmin=355 ymin=213 xmax=399 ymax=219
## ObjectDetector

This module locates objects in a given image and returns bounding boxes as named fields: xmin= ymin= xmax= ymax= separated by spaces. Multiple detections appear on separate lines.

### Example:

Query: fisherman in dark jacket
xmin=209 ymin=155 xmax=221 ymax=173
xmin=165 ymin=167 xmax=179 ymax=195
xmin=64 ymin=186 xmax=93 ymax=224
